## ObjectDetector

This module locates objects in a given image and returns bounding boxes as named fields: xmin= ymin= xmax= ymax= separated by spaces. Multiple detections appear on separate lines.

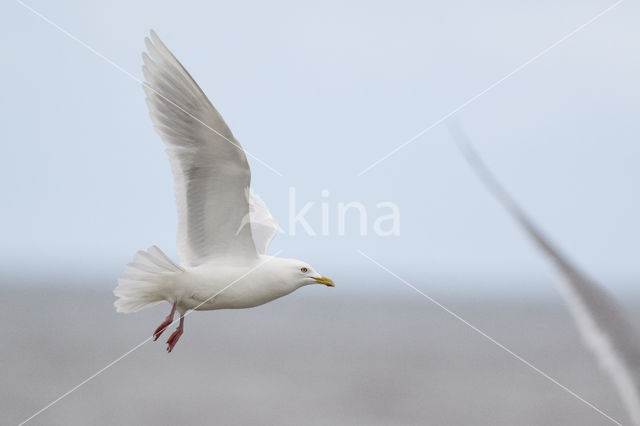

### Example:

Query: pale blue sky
xmin=1 ymin=0 xmax=638 ymax=298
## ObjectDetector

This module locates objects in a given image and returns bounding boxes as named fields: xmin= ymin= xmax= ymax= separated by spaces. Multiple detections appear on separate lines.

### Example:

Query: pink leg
xmin=153 ymin=301 xmax=176 ymax=341
xmin=166 ymin=315 xmax=184 ymax=353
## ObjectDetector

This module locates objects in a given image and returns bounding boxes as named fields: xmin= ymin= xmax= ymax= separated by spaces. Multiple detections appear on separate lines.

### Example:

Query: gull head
xmin=270 ymin=257 xmax=335 ymax=289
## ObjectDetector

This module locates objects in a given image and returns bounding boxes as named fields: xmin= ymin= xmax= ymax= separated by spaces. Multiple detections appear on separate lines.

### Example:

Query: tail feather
xmin=114 ymin=245 xmax=183 ymax=313
xmin=147 ymin=245 xmax=179 ymax=268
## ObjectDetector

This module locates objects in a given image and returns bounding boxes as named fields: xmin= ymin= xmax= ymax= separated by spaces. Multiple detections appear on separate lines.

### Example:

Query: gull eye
xmin=300 ymin=267 xmax=308 ymax=273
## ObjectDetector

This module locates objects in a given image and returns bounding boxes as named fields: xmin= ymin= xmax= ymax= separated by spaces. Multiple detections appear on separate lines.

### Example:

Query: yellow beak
xmin=313 ymin=276 xmax=335 ymax=287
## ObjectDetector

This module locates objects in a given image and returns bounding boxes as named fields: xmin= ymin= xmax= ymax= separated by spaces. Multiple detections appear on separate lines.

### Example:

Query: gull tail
xmin=114 ymin=245 xmax=184 ymax=313
xmin=449 ymin=124 xmax=640 ymax=425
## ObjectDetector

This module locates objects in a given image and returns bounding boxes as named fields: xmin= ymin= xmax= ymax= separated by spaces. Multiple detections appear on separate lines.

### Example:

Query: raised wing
xmin=248 ymin=192 xmax=280 ymax=254
xmin=142 ymin=30 xmax=256 ymax=265
xmin=451 ymin=125 xmax=640 ymax=425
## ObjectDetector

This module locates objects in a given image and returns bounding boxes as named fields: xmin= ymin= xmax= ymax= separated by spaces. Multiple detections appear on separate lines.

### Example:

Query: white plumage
xmin=141 ymin=30 xmax=255 ymax=264
xmin=451 ymin=126 xmax=640 ymax=425
xmin=114 ymin=31 xmax=334 ymax=352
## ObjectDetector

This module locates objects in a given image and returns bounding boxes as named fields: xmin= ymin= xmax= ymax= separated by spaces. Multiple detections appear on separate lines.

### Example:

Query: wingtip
xmin=149 ymin=29 xmax=161 ymax=44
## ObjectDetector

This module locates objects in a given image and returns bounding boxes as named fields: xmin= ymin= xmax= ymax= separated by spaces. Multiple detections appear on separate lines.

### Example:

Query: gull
xmin=450 ymin=125 xmax=640 ymax=425
xmin=114 ymin=30 xmax=334 ymax=353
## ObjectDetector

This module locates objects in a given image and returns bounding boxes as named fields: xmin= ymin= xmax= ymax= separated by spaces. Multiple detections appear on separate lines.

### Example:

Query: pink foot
xmin=153 ymin=302 xmax=176 ymax=341
xmin=166 ymin=315 xmax=184 ymax=353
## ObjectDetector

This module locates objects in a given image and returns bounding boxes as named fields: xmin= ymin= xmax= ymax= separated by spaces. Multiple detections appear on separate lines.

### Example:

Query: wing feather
xmin=451 ymin=125 xmax=640 ymax=425
xmin=248 ymin=193 xmax=280 ymax=254
xmin=142 ymin=30 xmax=257 ymax=265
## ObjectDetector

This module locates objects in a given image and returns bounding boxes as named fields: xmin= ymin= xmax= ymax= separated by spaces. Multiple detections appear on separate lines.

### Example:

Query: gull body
xmin=159 ymin=256 xmax=329 ymax=312
xmin=114 ymin=30 xmax=333 ymax=352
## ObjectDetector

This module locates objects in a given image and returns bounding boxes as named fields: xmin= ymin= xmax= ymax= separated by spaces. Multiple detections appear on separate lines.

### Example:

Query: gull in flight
xmin=450 ymin=125 xmax=640 ymax=425
xmin=114 ymin=31 xmax=334 ymax=352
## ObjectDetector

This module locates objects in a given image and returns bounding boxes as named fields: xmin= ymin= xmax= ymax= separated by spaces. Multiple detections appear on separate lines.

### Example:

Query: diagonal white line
xmin=17 ymin=250 xmax=284 ymax=426
xmin=357 ymin=0 xmax=625 ymax=177
xmin=14 ymin=0 xmax=284 ymax=177
xmin=17 ymin=338 xmax=153 ymax=426
xmin=356 ymin=249 xmax=622 ymax=426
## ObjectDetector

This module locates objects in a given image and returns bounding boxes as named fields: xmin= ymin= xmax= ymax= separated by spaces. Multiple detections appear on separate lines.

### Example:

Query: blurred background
xmin=2 ymin=0 xmax=638 ymax=424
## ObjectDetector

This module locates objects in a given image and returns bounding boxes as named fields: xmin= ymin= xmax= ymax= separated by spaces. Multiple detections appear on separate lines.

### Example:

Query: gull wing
xmin=450 ymin=125 xmax=640 ymax=425
xmin=142 ymin=30 xmax=256 ymax=265
xmin=236 ymin=191 xmax=279 ymax=255
xmin=248 ymin=192 xmax=279 ymax=255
